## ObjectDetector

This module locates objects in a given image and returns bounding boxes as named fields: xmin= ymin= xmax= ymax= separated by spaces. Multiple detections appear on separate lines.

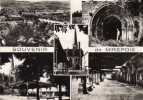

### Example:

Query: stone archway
xmin=90 ymin=2 xmax=134 ymax=41
xmin=102 ymin=15 xmax=122 ymax=41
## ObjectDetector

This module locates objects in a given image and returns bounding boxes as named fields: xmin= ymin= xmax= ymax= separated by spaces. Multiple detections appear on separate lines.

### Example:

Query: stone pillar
xmin=138 ymin=13 xmax=143 ymax=42
xmin=121 ymin=20 xmax=128 ymax=41
xmin=82 ymin=1 xmax=94 ymax=37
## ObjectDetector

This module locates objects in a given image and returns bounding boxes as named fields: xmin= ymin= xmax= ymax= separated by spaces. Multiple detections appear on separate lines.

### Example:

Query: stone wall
xmin=82 ymin=1 xmax=143 ymax=43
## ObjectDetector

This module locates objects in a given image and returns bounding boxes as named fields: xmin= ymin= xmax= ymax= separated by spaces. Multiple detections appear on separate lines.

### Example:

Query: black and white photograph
xmin=0 ymin=0 xmax=70 ymax=46
xmin=81 ymin=0 xmax=143 ymax=46
xmin=0 ymin=53 xmax=70 ymax=100
xmin=53 ymin=24 xmax=89 ymax=75
xmin=71 ymin=52 xmax=143 ymax=100
xmin=1 ymin=0 xmax=143 ymax=100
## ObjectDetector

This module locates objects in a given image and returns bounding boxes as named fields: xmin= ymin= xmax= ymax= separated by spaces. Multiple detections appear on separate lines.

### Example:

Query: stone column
xmin=138 ymin=13 xmax=143 ymax=42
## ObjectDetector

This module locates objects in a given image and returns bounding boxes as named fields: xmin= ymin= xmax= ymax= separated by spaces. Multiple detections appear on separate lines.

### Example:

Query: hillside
xmin=1 ymin=0 xmax=70 ymax=12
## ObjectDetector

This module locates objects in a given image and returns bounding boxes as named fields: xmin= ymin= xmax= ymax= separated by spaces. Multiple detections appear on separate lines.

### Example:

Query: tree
xmin=72 ymin=11 xmax=82 ymax=17
xmin=16 ymin=53 xmax=53 ymax=100
xmin=6 ymin=23 xmax=34 ymax=46
xmin=5 ymin=21 xmax=54 ymax=46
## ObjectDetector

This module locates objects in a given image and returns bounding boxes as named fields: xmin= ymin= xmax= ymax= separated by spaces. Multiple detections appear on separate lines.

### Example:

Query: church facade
xmin=82 ymin=0 xmax=143 ymax=46
xmin=54 ymin=28 xmax=84 ymax=75
xmin=65 ymin=29 xmax=83 ymax=70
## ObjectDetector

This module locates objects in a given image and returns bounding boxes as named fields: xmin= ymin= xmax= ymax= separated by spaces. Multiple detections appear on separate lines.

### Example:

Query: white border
xmin=88 ymin=47 xmax=143 ymax=53
xmin=0 ymin=47 xmax=54 ymax=52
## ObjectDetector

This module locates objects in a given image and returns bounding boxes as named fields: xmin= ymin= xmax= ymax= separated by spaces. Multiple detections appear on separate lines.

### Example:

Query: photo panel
xmin=82 ymin=0 xmax=143 ymax=47
xmin=53 ymin=24 xmax=89 ymax=76
xmin=0 ymin=52 xmax=70 ymax=100
xmin=0 ymin=0 xmax=70 ymax=46
xmin=71 ymin=52 xmax=143 ymax=100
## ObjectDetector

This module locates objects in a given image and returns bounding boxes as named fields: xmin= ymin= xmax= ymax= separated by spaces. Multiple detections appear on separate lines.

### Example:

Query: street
xmin=71 ymin=78 xmax=143 ymax=100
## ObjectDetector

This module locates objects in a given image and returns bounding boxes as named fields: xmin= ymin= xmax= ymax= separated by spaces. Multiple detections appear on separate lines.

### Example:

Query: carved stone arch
xmin=90 ymin=2 xmax=134 ymax=41
xmin=134 ymin=19 xmax=140 ymax=40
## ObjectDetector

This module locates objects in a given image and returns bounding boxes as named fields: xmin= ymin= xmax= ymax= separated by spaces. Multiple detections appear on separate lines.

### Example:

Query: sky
xmin=54 ymin=25 xmax=89 ymax=52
